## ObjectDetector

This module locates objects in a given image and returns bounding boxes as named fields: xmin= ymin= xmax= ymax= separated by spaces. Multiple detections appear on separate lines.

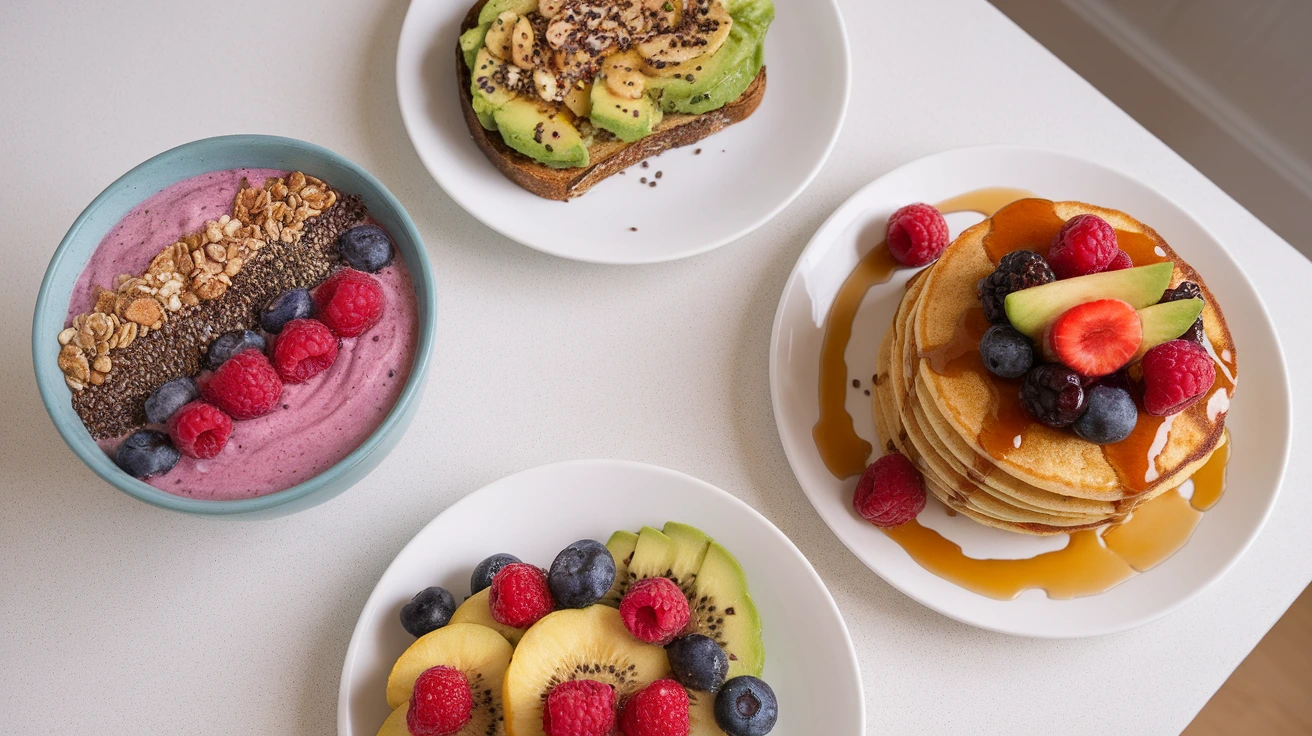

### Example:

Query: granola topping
xmin=57 ymin=172 xmax=337 ymax=393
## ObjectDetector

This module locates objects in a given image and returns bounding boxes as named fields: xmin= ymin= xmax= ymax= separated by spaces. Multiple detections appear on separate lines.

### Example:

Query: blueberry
xmin=471 ymin=553 xmax=520 ymax=595
xmin=206 ymin=330 xmax=266 ymax=369
xmin=547 ymin=540 xmax=616 ymax=609
xmin=399 ymin=586 xmax=456 ymax=638
xmin=144 ymin=377 xmax=198 ymax=424
xmin=667 ymin=634 xmax=728 ymax=692
xmin=714 ymin=676 xmax=779 ymax=736
xmin=1074 ymin=385 xmax=1138 ymax=444
xmin=260 ymin=289 xmax=313 ymax=334
xmin=979 ymin=324 xmax=1033 ymax=379
xmin=338 ymin=225 xmax=394 ymax=273
xmin=114 ymin=430 xmax=181 ymax=479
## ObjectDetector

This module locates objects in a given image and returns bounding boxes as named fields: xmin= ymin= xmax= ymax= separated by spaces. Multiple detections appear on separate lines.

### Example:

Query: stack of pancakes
xmin=871 ymin=199 xmax=1237 ymax=535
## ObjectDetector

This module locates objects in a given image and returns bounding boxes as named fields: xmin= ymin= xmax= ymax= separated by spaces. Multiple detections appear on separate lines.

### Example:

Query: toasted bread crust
xmin=457 ymin=0 xmax=767 ymax=200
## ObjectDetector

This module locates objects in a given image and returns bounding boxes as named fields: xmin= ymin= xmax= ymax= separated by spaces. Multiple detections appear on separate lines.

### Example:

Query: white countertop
xmin=2 ymin=0 xmax=1310 ymax=733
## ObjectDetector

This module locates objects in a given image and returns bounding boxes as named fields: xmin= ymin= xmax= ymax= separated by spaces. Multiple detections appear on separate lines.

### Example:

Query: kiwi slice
xmin=449 ymin=588 xmax=524 ymax=646
xmin=688 ymin=689 xmax=729 ymax=736
xmin=383 ymin=623 xmax=513 ymax=734
xmin=601 ymin=530 xmax=638 ymax=607
xmin=502 ymin=606 xmax=669 ymax=736
xmin=621 ymin=523 xmax=765 ymax=680
xmin=688 ymin=541 xmax=764 ymax=679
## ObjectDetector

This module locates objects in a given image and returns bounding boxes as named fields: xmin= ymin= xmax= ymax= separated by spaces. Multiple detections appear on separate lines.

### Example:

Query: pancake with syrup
xmin=874 ymin=198 xmax=1237 ymax=534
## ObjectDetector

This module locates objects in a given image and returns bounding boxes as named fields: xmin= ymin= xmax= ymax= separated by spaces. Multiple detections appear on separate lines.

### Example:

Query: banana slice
xmin=639 ymin=1 xmax=731 ymax=66
xmin=485 ymin=11 xmax=518 ymax=61
xmin=538 ymin=0 xmax=565 ymax=19
xmin=534 ymin=68 xmax=561 ymax=101
xmin=604 ymin=51 xmax=645 ymax=100
xmin=512 ymin=16 xmax=536 ymax=70
xmin=563 ymin=81 xmax=593 ymax=117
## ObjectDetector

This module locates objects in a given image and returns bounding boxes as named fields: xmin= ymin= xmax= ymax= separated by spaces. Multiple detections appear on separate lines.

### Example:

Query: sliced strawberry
xmin=1049 ymin=299 xmax=1142 ymax=377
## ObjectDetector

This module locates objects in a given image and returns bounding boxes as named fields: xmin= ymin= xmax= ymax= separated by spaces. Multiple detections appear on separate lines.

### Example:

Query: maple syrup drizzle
xmin=813 ymin=191 xmax=1237 ymax=599
xmin=813 ymin=188 xmax=1034 ymax=479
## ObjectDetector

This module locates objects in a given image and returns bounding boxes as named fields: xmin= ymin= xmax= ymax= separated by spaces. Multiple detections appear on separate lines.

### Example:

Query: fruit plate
xmin=769 ymin=145 xmax=1292 ymax=638
xmin=394 ymin=0 xmax=850 ymax=264
xmin=337 ymin=459 xmax=864 ymax=734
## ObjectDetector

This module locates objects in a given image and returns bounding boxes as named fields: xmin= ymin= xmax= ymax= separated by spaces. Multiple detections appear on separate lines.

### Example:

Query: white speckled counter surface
xmin=2 ymin=0 xmax=1310 ymax=733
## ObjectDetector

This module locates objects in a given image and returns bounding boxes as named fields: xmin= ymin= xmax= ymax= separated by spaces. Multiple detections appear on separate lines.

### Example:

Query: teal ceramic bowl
xmin=32 ymin=135 xmax=436 ymax=517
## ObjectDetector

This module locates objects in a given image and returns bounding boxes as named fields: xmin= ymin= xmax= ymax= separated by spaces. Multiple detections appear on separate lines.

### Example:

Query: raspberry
xmin=620 ymin=578 xmax=690 ymax=645
xmin=1106 ymin=250 xmax=1134 ymax=271
xmin=1160 ymin=281 xmax=1206 ymax=344
xmin=165 ymin=401 xmax=232 ymax=460
xmin=1020 ymin=363 xmax=1087 ymax=428
xmin=314 ymin=268 xmax=385 ymax=338
xmin=201 ymin=349 xmax=282 ymax=420
xmin=1141 ymin=339 xmax=1215 ymax=416
xmin=976 ymin=250 xmax=1055 ymax=323
xmin=885 ymin=203 xmax=949 ymax=267
xmin=543 ymin=680 xmax=617 ymax=736
xmin=407 ymin=666 xmax=473 ymax=736
xmin=852 ymin=452 xmax=926 ymax=528
xmin=619 ymin=679 xmax=690 ymax=736
xmin=1048 ymin=214 xmax=1118 ymax=278
xmin=272 ymin=319 xmax=339 ymax=384
xmin=489 ymin=564 xmax=554 ymax=628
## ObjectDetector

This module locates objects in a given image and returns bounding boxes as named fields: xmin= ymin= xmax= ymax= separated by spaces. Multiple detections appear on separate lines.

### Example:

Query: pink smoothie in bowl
xmin=58 ymin=168 xmax=419 ymax=501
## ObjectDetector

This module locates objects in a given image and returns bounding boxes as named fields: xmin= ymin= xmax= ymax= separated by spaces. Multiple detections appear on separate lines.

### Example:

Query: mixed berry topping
xmin=400 ymin=586 xmax=457 ymax=638
xmin=1141 ymin=339 xmax=1216 ymax=417
xmin=201 ymin=349 xmax=283 ymax=420
xmin=407 ymin=665 xmax=474 ymax=736
xmin=714 ymin=676 xmax=779 ymax=736
xmin=315 ymin=268 xmax=385 ymax=338
xmin=852 ymin=452 xmax=926 ymax=528
xmin=618 ymin=679 xmax=690 ymax=736
xmin=1047 ymin=214 xmax=1119 ymax=278
xmin=886 ymin=203 xmax=950 ymax=267
xmin=619 ymin=577 xmax=690 ymax=646
xmin=489 ymin=563 xmax=555 ymax=629
xmin=166 ymin=401 xmax=232 ymax=460
xmin=272 ymin=318 xmax=339 ymax=384
xmin=548 ymin=539 xmax=617 ymax=609
xmin=542 ymin=679 xmax=617 ymax=736
xmin=976 ymin=250 xmax=1055 ymax=323
xmin=1019 ymin=364 xmax=1087 ymax=428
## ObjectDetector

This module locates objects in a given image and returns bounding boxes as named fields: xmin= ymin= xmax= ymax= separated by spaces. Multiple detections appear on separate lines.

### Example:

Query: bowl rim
xmin=31 ymin=134 xmax=437 ymax=515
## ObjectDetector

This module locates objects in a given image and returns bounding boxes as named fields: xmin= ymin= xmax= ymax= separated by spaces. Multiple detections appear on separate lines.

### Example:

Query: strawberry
xmin=1048 ymin=299 xmax=1142 ymax=377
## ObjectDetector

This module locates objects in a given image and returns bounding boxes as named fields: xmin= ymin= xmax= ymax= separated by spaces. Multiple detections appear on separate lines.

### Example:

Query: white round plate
xmin=395 ymin=0 xmax=850 ymax=264
xmin=768 ymin=145 xmax=1291 ymax=638
xmin=338 ymin=459 xmax=864 ymax=734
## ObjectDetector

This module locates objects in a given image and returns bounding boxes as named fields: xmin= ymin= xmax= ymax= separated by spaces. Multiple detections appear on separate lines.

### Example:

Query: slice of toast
xmin=456 ymin=0 xmax=768 ymax=201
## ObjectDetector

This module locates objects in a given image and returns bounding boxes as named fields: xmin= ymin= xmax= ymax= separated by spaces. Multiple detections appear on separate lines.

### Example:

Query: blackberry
xmin=979 ymin=325 xmax=1033 ymax=378
xmin=977 ymin=250 xmax=1055 ymax=323
xmin=1020 ymin=363 xmax=1087 ymax=428
xmin=1160 ymin=281 xmax=1205 ymax=344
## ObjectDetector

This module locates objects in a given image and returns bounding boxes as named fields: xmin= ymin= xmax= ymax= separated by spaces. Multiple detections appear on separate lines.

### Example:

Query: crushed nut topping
xmin=57 ymin=172 xmax=335 ymax=391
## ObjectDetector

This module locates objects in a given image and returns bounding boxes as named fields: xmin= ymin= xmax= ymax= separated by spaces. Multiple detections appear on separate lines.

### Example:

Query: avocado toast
xmin=456 ymin=0 xmax=774 ymax=200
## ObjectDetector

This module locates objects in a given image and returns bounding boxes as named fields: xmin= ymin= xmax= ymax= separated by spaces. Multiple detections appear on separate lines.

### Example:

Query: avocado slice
xmin=648 ymin=0 xmax=772 ymax=115
xmin=470 ymin=47 xmax=515 ymax=130
xmin=591 ymin=83 xmax=663 ymax=142
xmin=492 ymin=98 xmax=589 ymax=168
xmin=459 ymin=23 xmax=489 ymax=71
xmin=1004 ymin=262 xmax=1175 ymax=340
xmin=476 ymin=0 xmax=536 ymax=26
xmin=1134 ymin=298 xmax=1205 ymax=360
xmin=602 ymin=530 xmax=639 ymax=607
xmin=690 ymin=541 xmax=764 ymax=679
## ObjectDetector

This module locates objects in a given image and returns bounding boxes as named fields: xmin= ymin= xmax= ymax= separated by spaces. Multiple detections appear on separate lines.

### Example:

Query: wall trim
xmin=1062 ymin=0 xmax=1312 ymax=202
